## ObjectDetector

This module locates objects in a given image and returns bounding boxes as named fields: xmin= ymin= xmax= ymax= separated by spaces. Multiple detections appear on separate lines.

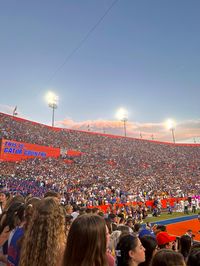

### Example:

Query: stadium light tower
xmin=165 ymin=119 xmax=176 ymax=143
xmin=45 ymin=91 xmax=58 ymax=127
xmin=116 ymin=107 xmax=128 ymax=137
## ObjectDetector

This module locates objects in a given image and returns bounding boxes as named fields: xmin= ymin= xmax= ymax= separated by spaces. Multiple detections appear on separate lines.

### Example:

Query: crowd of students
xmin=0 ymin=192 xmax=200 ymax=266
xmin=1 ymin=112 xmax=200 ymax=205
xmin=1 ymin=112 xmax=200 ymax=265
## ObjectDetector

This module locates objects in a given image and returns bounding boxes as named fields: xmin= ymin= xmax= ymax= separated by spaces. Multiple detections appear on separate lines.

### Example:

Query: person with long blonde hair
xmin=19 ymin=197 xmax=66 ymax=266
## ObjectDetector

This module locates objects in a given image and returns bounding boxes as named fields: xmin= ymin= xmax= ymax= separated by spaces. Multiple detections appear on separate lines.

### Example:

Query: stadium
xmin=0 ymin=111 xmax=200 ymax=265
xmin=1 ymin=1 xmax=200 ymax=265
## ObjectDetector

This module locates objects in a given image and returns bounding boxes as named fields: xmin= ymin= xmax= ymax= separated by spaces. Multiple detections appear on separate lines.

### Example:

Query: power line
xmin=48 ymin=0 xmax=119 ymax=82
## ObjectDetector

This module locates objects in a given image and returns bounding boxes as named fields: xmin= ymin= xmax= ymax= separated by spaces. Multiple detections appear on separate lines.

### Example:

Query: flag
xmin=13 ymin=106 xmax=18 ymax=116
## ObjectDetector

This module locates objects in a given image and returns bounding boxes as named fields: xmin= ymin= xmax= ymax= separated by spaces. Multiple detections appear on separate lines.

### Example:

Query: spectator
xmin=116 ymin=234 xmax=145 ymax=266
xmin=0 ymin=201 xmax=25 ymax=265
xmin=187 ymin=246 xmax=200 ymax=266
xmin=108 ymin=214 xmax=118 ymax=232
xmin=179 ymin=234 xmax=192 ymax=261
xmin=139 ymin=235 xmax=157 ymax=266
xmin=7 ymin=203 xmax=25 ymax=266
xmin=19 ymin=197 xmax=66 ymax=266
xmin=109 ymin=230 xmax=122 ymax=255
xmin=156 ymin=232 xmax=176 ymax=250
xmin=134 ymin=223 xmax=142 ymax=235
xmin=185 ymin=229 xmax=195 ymax=242
xmin=151 ymin=249 xmax=186 ymax=266
xmin=62 ymin=214 xmax=114 ymax=266
xmin=138 ymin=224 xmax=155 ymax=239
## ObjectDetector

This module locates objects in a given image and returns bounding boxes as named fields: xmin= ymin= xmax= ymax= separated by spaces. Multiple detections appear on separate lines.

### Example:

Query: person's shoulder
xmin=10 ymin=227 xmax=24 ymax=245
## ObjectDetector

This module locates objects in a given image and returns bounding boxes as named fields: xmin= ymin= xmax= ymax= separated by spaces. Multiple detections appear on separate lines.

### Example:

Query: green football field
xmin=144 ymin=212 xmax=196 ymax=223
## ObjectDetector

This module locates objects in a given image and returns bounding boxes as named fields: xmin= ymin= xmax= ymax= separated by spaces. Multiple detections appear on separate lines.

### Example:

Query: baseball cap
xmin=156 ymin=231 xmax=176 ymax=246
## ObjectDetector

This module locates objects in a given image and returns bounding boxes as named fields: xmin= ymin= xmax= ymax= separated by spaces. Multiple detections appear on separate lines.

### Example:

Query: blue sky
xmin=1 ymin=0 xmax=200 ymax=143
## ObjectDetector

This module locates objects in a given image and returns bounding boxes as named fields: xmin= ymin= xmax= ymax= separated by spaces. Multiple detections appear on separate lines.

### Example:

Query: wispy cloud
xmin=57 ymin=117 xmax=200 ymax=143
xmin=0 ymin=104 xmax=199 ymax=143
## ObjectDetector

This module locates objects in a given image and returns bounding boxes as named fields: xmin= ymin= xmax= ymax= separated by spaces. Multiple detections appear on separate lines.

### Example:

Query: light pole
xmin=46 ymin=92 xmax=58 ymax=127
xmin=165 ymin=119 xmax=176 ymax=143
xmin=122 ymin=118 xmax=128 ymax=137
xmin=49 ymin=101 xmax=57 ymax=127
xmin=170 ymin=127 xmax=176 ymax=143
xmin=116 ymin=107 xmax=128 ymax=137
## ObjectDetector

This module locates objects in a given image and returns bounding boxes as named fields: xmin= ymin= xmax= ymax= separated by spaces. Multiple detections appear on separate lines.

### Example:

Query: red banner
xmin=0 ymin=138 xmax=60 ymax=161
xmin=88 ymin=197 xmax=186 ymax=213
xmin=67 ymin=150 xmax=83 ymax=157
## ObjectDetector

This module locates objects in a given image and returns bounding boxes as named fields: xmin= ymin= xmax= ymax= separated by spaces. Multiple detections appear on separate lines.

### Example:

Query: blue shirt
xmin=7 ymin=227 xmax=24 ymax=266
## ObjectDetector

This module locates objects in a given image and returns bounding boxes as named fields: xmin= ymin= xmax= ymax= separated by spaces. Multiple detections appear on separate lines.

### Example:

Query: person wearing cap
xmin=156 ymin=231 xmax=176 ymax=250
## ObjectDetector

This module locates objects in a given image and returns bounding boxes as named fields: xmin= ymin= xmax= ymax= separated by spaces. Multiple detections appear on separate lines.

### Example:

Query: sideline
xmin=150 ymin=214 xmax=198 ymax=226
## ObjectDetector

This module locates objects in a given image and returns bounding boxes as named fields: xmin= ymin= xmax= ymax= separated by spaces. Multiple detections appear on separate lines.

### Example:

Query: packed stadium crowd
xmin=1 ymin=112 xmax=200 ymax=265
xmin=1 ymin=112 xmax=200 ymax=204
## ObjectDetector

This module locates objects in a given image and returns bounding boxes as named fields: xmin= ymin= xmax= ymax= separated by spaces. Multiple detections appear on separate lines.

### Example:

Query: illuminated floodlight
xmin=45 ymin=91 xmax=59 ymax=106
xmin=165 ymin=118 xmax=176 ymax=143
xmin=165 ymin=119 xmax=176 ymax=130
xmin=116 ymin=107 xmax=128 ymax=137
xmin=45 ymin=91 xmax=59 ymax=127
xmin=116 ymin=107 xmax=128 ymax=121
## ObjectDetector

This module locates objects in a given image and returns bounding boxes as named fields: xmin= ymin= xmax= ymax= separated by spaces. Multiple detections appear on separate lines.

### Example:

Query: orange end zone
xmin=167 ymin=218 xmax=200 ymax=241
